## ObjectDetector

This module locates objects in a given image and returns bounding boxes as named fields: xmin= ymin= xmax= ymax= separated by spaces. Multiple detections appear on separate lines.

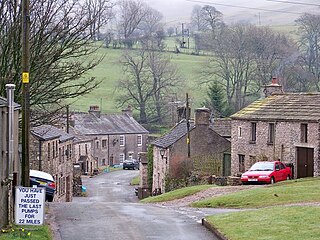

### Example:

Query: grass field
xmin=206 ymin=206 xmax=320 ymax=240
xmin=140 ymin=185 xmax=213 ymax=203
xmin=70 ymin=42 xmax=209 ymax=114
xmin=192 ymin=178 xmax=320 ymax=208
xmin=0 ymin=225 xmax=52 ymax=240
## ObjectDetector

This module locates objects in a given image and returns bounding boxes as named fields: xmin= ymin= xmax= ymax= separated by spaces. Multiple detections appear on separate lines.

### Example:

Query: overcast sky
xmin=144 ymin=0 xmax=319 ymax=26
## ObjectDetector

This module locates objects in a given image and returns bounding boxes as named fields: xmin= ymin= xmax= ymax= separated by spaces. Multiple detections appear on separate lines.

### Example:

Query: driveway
xmin=48 ymin=170 xmax=219 ymax=240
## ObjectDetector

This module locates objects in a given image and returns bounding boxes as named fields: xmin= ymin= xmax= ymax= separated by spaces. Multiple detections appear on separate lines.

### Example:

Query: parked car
xmin=123 ymin=159 xmax=140 ymax=170
xmin=241 ymin=161 xmax=292 ymax=184
xmin=30 ymin=170 xmax=56 ymax=202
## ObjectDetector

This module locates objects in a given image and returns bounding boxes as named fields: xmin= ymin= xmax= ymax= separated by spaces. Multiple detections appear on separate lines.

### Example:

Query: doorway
xmin=296 ymin=147 xmax=314 ymax=178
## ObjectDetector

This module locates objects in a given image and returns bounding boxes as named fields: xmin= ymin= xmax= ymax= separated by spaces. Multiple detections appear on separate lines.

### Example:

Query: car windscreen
xmin=249 ymin=162 xmax=274 ymax=171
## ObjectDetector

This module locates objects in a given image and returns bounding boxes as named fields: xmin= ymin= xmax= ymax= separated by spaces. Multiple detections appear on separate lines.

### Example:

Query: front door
xmin=296 ymin=147 xmax=314 ymax=178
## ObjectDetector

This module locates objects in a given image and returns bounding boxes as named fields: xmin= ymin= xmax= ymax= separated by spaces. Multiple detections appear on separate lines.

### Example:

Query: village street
xmin=48 ymin=170 xmax=227 ymax=240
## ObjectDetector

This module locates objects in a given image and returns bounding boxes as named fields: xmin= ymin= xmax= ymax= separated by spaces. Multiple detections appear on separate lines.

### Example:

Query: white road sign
xmin=15 ymin=186 xmax=45 ymax=225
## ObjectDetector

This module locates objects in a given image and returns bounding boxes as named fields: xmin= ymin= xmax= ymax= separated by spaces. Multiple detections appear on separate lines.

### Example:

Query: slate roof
xmin=152 ymin=119 xmax=195 ymax=148
xmin=152 ymin=118 xmax=231 ymax=148
xmin=73 ymin=112 xmax=149 ymax=135
xmin=31 ymin=125 xmax=74 ymax=142
xmin=231 ymin=93 xmax=320 ymax=122
xmin=210 ymin=118 xmax=231 ymax=137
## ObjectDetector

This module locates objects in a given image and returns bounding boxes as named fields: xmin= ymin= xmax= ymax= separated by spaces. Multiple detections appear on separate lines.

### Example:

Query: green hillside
xmin=70 ymin=46 xmax=209 ymax=114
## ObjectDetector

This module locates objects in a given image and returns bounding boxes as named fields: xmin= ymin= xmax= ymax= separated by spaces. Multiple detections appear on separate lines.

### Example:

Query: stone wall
xmin=73 ymin=164 xmax=82 ymax=197
xmin=231 ymin=120 xmax=319 ymax=177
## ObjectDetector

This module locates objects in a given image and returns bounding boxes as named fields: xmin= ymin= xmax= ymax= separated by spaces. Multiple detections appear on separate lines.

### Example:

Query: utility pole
xmin=181 ymin=23 xmax=185 ymax=48
xmin=21 ymin=0 xmax=30 ymax=187
xmin=186 ymin=93 xmax=190 ymax=158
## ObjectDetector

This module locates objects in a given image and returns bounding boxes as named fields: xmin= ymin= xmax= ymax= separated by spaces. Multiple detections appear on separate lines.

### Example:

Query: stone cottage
xmin=151 ymin=107 xmax=231 ymax=193
xmin=231 ymin=81 xmax=320 ymax=178
xmin=71 ymin=105 xmax=149 ymax=166
xmin=0 ymin=85 xmax=20 ymax=228
xmin=30 ymin=125 xmax=74 ymax=202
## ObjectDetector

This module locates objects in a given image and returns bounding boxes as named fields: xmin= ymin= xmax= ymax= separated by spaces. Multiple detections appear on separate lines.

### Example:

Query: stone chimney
xmin=262 ymin=77 xmax=283 ymax=98
xmin=88 ymin=105 xmax=100 ymax=118
xmin=122 ymin=105 xmax=133 ymax=117
xmin=195 ymin=107 xmax=210 ymax=126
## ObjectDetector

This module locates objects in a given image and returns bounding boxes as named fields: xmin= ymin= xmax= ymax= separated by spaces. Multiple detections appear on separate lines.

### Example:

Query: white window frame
xmin=238 ymin=127 xmax=242 ymax=138
xmin=119 ymin=153 xmax=125 ymax=163
xmin=137 ymin=135 xmax=142 ymax=146
xmin=119 ymin=135 xmax=125 ymax=146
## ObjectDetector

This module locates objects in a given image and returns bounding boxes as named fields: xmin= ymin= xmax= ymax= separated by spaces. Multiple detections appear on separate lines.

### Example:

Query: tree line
xmin=1 ymin=0 xmax=320 ymax=125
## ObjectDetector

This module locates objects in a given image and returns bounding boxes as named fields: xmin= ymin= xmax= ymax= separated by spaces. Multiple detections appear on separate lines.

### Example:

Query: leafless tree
xmin=116 ymin=47 xmax=182 ymax=123
xmin=201 ymin=24 xmax=296 ymax=112
xmin=82 ymin=0 xmax=114 ymax=40
xmin=295 ymin=13 xmax=320 ymax=91
xmin=0 ymin=0 xmax=113 ymax=125
xmin=116 ymin=0 xmax=148 ymax=48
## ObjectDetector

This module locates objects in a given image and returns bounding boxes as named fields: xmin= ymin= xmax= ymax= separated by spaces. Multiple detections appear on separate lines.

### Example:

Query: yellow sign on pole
xmin=22 ymin=72 xmax=29 ymax=83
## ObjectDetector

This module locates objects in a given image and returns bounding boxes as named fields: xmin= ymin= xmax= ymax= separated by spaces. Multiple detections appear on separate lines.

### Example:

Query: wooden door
xmin=297 ymin=147 xmax=314 ymax=178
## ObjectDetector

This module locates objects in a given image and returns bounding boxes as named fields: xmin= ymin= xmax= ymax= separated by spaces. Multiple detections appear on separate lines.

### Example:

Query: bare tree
xmin=116 ymin=46 xmax=182 ymax=123
xmin=201 ymin=24 xmax=296 ymax=112
xmin=0 ymin=0 xmax=113 ymax=125
xmin=295 ymin=13 xmax=320 ymax=91
xmin=116 ymin=0 xmax=148 ymax=48
xmin=83 ymin=0 xmax=114 ymax=40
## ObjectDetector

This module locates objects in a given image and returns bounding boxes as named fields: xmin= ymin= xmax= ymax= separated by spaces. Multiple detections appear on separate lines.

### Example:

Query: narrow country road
xmin=48 ymin=170 xmax=219 ymax=240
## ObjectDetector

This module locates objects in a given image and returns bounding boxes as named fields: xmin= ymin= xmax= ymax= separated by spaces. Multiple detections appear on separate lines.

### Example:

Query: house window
xmin=79 ymin=145 xmax=81 ymax=156
xmin=56 ymin=140 xmax=58 ymax=157
xmin=85 ymin=144 xmax=88 ymax=155
xmin=268 ymin=123 xmax=275 ymax=144
xmin=137 ymin=135 xmax=142 ymax=146
xmin=119 ymin=135 xmax=125 ymax=146
xmin=119 ymin=153 xmax=125 ymax=163
xmin=102 ymin=139 xmax=107 ymax=148
xmin=239 ymin=154 xmax=245 ymax=173
xmin=301 ymin=123 xmax=308 ymax=143
xmin=238 ymin=127 xmax=242 ymax=138
xmin=53 ymin=142 xmax=55 ymax=158
xmin=96 ymin=140 xmax=100 ymax=149
xmin=250 ymin=122 xmax=256 ymax=143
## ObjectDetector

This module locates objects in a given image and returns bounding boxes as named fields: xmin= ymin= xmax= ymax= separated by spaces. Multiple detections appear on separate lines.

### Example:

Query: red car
xmin=241 ymin=161 xmax=292 ymax=184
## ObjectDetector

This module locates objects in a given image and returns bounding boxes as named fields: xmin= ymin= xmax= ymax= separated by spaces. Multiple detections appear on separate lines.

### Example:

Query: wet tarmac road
xmin=49 ymin=170 xmax=219 ymax=240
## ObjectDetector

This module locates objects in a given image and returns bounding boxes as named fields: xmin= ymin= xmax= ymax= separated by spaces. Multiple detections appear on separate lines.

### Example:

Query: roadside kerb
xmin=202 ymin=218 xmax=228 ymax=240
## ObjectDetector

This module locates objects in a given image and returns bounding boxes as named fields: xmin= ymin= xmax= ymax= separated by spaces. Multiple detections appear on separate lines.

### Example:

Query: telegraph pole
xmin=21 ymin=0 xmax=30 ymax=187
xmin=186 ymin=93 xmax=190 ymax=158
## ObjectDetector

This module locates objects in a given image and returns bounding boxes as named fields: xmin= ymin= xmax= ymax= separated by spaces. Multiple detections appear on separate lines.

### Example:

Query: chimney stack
xmin=122 ymin=105 xmax=133 ymax=117
xmin=195 ymin=107 xmax=210 ymax=126
xmin=88 ymin=105 xmax=100 ymax=118
xmin=262 ymin=77 xmax=283 ymax=98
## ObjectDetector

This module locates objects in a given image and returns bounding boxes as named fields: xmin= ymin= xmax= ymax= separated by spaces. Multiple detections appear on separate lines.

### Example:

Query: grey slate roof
xmin=231 ymin=93 xmax=320 ymax=122
xmin=152 ymin=119 xmax=195 ymax=148
xmin=210 ymin=118 xmax=231 ymax=137
xmin=73 ymin=112 xmax=149 ymax=135
xmin=152 ymin=118 xmax=231 ymax=148
xmin=31 ymin=125 xmax=74 ymax=142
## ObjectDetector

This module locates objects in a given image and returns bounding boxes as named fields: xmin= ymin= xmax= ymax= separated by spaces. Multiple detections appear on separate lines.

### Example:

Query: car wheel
xmin=47 ymin=195 xmax=54 ymax=202
xmin=270 ymin=177 xmax=275 ymax=184
xmin=286 ymin=175 xmax=291 ymax=180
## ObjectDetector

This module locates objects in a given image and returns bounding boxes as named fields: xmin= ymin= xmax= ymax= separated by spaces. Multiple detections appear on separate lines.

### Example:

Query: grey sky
xmin=145 ymin=0 xmax=319 ymax=26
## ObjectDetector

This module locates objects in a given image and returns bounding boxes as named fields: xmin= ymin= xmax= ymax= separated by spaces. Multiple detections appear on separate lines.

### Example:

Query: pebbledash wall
xmin=231 ymin=119 xmax=320 ymax=177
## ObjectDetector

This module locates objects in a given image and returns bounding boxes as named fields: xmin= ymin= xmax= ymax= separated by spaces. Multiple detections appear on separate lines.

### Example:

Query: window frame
xmin=119 ymin=153 xmax=125 ymax=163
xmin=268 ymin=123 xmax=275 ymax=144
xmin=137 ymin=135 xmax=142 ymax=146
xmin=238 ymin=154 xmax=245 ymax=173
xmin=301 ymin=123 xmax=308 ymax=143
xmin=119 ymin=135 xmax=125 ymax=146
xmin=250 ymin=122 xmax=257 ymax=143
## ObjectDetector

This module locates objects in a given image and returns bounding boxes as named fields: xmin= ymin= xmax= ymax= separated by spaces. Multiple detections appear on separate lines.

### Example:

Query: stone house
xmin=30 ymin=125 xmax=74 ymax=202
xmin=71 ymin=128 xmax=97 ymax=175
xmin=0 ymin=86 xmax=20 ymax=228
xmin=230 ymin=81 xmax=320 ymax=178
xmin=151 ymin=107 xmax=231 ymax=193
xmin=71 ymin=105 xmax=149 ymax=166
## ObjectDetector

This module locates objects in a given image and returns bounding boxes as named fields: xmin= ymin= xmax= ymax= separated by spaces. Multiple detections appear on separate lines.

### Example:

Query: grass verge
xmin=140 ymin=185 xmax=214 ymax=203
xmin=206 ymin=206 xmax=320 ymax=240
xmin=0 ymin=225 xmax=52 ymax=240
xmin=130 ymin=175 xmax=140 ymax=185
xmin=192 ymin=178 xmax=320 ymax=208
